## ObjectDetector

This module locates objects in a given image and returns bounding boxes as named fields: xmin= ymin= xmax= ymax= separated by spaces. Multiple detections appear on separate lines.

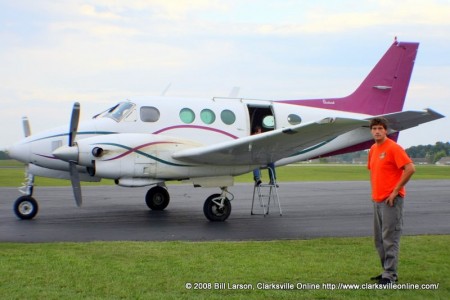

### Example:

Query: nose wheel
xmin=14 ymin=196 xmax=39 ymax=220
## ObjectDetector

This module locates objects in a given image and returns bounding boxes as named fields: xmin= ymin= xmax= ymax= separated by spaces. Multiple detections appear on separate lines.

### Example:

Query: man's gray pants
xmin=373 ymin=196 xmax=404 ymax=281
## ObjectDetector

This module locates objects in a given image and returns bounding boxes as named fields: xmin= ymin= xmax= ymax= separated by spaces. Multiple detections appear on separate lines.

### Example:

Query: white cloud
xmin=0 ymin=0 xmax=449 ymax=148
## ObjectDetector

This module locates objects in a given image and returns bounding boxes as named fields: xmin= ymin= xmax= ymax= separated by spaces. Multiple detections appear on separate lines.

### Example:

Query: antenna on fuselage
xmin=228 ymin=86 xmax=240 ymax=98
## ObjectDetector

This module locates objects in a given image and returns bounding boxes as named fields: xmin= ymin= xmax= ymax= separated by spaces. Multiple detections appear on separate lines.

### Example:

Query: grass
xmin=0 ymin=235 xmax=448 ymax=299
xmin=1 ymin=160 xmax=449 ymax=299
xmin=0 ymin=161 xmax=449 ymax=187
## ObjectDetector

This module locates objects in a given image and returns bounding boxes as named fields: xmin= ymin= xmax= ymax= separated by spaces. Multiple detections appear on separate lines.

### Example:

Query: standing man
xmin=367 ymin=117 xmax=415 ymax=284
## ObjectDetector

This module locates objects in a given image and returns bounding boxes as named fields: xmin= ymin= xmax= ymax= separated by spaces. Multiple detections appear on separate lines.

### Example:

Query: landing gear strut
xmin=203 ymin=187 xmax=233 ymax=222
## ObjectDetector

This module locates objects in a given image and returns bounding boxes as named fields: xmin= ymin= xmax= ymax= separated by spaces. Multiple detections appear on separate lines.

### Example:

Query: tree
xmin=0 ymin=151 xmax=10 ymax=160
xmin=433 ymin=150 xmax=447 ymax=164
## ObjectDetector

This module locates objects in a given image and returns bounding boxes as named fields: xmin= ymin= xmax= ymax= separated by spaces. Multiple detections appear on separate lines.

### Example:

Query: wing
xmin=172 ymin=117 xmax=368 ymax=165
xmin=369 ymin=108 xmax=445 ymax=131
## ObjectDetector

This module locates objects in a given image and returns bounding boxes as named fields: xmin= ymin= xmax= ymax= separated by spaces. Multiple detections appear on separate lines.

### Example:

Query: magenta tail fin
xmin=279 ymin=40 xmax=419 ymax=115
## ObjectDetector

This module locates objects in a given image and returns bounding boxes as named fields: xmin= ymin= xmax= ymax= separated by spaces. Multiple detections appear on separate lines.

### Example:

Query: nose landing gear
xmin=14 ymin=166 xmax=38 ymax=220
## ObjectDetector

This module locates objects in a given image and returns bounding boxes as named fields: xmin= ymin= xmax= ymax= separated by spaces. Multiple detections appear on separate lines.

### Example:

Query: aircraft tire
xmin=145 ymin=186 xmax=170 ymax=210
xmin=203 ymin=193 xmax=231 ymax=222
xmin=14 ymin=196 xmax=39 ymax=220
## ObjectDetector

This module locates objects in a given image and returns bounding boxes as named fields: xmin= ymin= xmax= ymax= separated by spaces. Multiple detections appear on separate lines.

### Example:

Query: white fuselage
xmin=8 ymin=97 xmax=373 ymax=185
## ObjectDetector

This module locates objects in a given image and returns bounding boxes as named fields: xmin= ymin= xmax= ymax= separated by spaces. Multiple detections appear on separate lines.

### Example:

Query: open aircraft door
xmin=246 ymin=101 xmax=276 ymax=134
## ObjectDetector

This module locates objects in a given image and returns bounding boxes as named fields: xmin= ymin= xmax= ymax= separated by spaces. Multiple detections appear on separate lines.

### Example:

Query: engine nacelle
xmin=75 ymin=133 xmax=197 ymax=180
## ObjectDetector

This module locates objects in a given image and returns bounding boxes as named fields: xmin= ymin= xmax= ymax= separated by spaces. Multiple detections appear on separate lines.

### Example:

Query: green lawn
xmin=1 ymin=161 xmax=448 ymax=299
xmin=0 ymin=235 xmax=448 ymax=299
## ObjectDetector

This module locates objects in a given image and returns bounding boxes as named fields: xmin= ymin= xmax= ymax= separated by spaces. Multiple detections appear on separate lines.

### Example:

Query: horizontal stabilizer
xmin=368 ymin=108 xmax=445 ymax=131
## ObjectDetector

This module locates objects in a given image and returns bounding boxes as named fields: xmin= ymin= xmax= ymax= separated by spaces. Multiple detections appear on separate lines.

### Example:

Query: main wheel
xmin=14 ymin=196 xmax=39 ymax=220
xmin=203 ymin=193 xmax=231 ymax=222
xmin=145 ymin=186 xmax=170 ymax=210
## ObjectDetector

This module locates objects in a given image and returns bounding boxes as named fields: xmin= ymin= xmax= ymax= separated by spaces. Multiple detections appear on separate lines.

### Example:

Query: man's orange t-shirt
xmin=367 ymin=138 xmax=412 ymax=202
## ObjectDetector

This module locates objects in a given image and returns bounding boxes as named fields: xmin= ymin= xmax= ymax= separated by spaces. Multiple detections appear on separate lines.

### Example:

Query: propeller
xmin=69 ymin=102 xmax=80 ymax=146
xmin=68 ymin=102 xmax=82 ymax=207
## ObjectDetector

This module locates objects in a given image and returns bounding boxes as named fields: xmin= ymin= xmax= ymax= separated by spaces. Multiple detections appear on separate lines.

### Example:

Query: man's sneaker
xmin=255 ymin=180 xmax=262 ymax=186
xmin=370 ymin=274 xmax=382 ymax=281
xmin=371 ymin=274 xmax=398 ymax=282
xmin=269 ymin=181 xmax=279 ymax=187
xmin=378 ymin=278 xmax=394 ymax=285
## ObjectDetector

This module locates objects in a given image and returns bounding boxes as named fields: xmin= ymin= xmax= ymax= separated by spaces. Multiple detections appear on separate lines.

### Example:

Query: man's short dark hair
xmin=370 ymin=117 xmax=388 ymax=130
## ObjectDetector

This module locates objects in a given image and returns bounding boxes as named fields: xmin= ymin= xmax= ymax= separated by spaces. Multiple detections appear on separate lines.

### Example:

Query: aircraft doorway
xmin=247 ymin=105 xmax=275 ymax=134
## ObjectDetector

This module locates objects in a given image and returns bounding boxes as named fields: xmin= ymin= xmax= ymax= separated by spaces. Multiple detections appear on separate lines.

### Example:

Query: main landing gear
xmin=145 ymin=185 xmax=233 ymax=222
xmin=145 ymin=185 xmax=170 ymax=210
xmin=203 ymin=187 xmax=233 ymax=222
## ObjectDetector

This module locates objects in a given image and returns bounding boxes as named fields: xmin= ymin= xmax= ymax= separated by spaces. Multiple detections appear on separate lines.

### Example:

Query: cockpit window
xmin=141 ymin=106 xmax=160 ymax=122
xmin=94 ymin=102 xmax=136 ymax=122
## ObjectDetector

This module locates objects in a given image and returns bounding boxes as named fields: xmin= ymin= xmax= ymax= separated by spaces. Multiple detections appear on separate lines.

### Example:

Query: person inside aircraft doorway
xmin=252 ymin=126 xmax=278 ymax=187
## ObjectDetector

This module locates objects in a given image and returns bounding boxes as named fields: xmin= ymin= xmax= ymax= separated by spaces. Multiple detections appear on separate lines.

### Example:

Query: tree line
xmin=405 ymin=141 xmax=450 ymax=163
xmin=322 ymin=141 xmax=449 ymax=164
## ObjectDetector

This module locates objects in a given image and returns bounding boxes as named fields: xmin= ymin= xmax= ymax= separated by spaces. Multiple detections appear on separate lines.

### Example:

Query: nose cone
xmin=53 ymin=145 xmax=79 ymax=162
xmin=7 ymin=142 xmax=31 ymax=163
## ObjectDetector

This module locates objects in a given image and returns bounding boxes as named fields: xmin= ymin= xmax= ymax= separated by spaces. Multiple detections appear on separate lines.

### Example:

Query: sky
xmin=1 ymin=0 xmax=449 ymax=149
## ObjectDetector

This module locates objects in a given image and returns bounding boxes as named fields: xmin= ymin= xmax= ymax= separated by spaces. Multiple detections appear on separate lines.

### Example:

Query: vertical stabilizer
xmin=279 ymin=41 xmax=419 ymax=115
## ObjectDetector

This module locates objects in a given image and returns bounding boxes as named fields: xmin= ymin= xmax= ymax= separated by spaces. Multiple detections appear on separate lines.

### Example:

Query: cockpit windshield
xmin=93 ymin=101 xmax=135 ymax=122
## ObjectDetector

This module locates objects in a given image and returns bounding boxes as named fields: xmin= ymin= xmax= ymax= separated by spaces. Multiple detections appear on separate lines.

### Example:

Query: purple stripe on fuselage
xmin=101 ymin=141 xmax=176 ymax=161
xmin=34 ymin=153 xmax=59 ymax=160
xmin=153 ymin=125 xmax=238 ymax=139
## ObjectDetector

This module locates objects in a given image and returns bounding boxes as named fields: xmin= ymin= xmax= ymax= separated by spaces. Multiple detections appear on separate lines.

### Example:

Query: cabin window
xmin=200 ymin=109 xmax=216 ymax=124
xmin=287 ymin=114 xmax=302 ymax=125
xmin=140 ymin=106 xmax=160 ymax=122
xmin=220 ymin=109 xmax=236 ymax=125
xmin=180 ymin=108 xmax=195 ymax=124
xmin=262 ymin=115 xmax=275 ymax=129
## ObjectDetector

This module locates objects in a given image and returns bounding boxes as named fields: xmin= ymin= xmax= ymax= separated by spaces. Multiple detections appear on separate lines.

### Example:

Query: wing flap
xmin=172 ymin=117 xmax=368 ymax=165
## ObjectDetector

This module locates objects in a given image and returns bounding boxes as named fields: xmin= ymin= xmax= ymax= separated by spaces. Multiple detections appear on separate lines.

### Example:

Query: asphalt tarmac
xmin=1 ymin=180 xmax=449 ymax=242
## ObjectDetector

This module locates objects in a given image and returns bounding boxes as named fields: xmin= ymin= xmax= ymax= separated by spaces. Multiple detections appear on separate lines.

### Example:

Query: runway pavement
xmin=1 ymin=180 xmax=449 ymax=242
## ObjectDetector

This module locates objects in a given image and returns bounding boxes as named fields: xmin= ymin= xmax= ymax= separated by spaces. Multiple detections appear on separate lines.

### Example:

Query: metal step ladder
xmin=251 ymin=168 xmax=282 ymax=216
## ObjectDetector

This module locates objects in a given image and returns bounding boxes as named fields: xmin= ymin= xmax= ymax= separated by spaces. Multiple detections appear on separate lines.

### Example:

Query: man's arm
xmin=386 ymin=162 xmax=416 ymax=206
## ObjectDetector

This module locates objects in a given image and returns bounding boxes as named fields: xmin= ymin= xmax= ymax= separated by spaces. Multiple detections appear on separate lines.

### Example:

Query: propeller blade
xmin=69 ymin=162 xmax=82 ymax=207
xmin=69 ymin=102 xmax=80 ymax=146
xmin=22 ymin=117 xmax=31 ymax=137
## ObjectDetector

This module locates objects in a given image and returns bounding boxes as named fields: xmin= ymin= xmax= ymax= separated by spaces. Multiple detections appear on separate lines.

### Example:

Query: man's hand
xmin=385 ymin=163 xmax=415 ymax=207
xmin=385 ymin=191 xmax=398 ymax=207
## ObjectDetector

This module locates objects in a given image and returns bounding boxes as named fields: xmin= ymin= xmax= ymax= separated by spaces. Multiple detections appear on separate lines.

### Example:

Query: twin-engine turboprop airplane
xmin=6 ymin=40 xmax=444 ymax=221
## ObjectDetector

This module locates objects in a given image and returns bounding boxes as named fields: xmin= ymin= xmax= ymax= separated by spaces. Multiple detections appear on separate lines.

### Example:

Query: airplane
xmin=6 ymin=39 xmax=444 ymax=222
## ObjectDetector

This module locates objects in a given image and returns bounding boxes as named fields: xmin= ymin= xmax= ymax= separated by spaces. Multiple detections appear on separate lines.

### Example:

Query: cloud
xmin=0 ymin=0 xmax=448 ymax=148
xmin=253 ymin=0 xmax=450 ymax=36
